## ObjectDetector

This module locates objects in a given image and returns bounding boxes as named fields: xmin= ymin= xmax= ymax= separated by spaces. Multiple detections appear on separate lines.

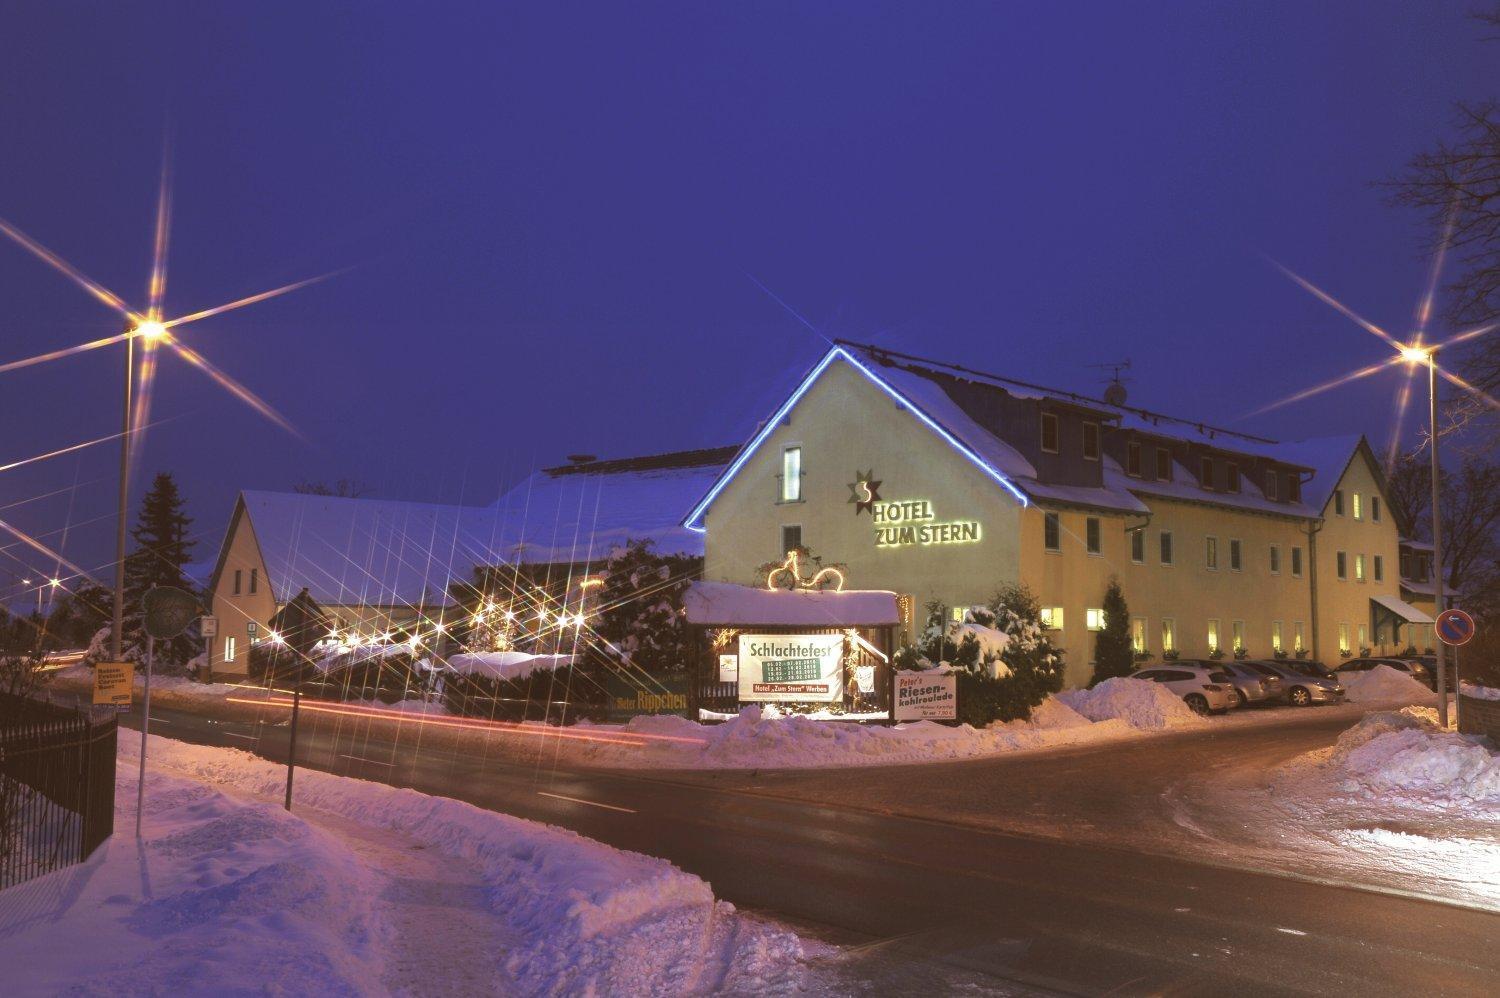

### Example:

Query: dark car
xmin=1335 ymin=657 xmax=1432 ymax=689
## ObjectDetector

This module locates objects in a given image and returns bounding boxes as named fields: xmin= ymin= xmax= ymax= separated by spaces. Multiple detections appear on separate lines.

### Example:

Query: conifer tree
xmin=1090 ymin=578 xmax=1134 ymax=686
xmin=106 ymin=472 xmax=201 ymax=670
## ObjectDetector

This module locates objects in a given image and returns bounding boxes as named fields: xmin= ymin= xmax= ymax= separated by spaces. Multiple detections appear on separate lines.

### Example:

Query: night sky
xmin=0 ymin=2 xmax=1493 ymax=592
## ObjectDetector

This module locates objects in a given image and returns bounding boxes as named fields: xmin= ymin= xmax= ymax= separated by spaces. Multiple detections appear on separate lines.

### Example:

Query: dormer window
xmin=1156 ymin=446 xmax=1171 ymax=482
xmin=1288 ymin=475 xmax=1301 ymax=503
xmin=1265 ymin=469 xmax=1279 ymax=501
xmin=1040 ymin=412 xmax=1059 ymax=454
xmin=1127 ymin=441 xmax=1142 ymax=477
xmin=1226 ymin=462 xmax=1240 ymax=493
xmin=1199 ymin=457 xmax=1214 ymax=489
xmin=1082 ymin=421 xmax=1100 ymax=461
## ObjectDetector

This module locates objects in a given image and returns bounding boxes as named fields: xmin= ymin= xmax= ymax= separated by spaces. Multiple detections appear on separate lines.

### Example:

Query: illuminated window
xmin=1336 ymin=551 xmax=1347 ymax=580
xmin=780 ymin=446 xmax=802 ymax=502
xmin=1227 ymin=462 xmax=1240 ymax=493
xmin=1161 ymin=617 xmax=1177 ymax=652
xmin=1200 ymin=456 xmax=1214 ymax=488
xmin=1131 ymin=529 xmax=1144 ymax=563
xmin=233 ymin=570 xmax=242 ymax=596
xmin=1338 ymin=622 xmax=1350 ymax=653
xmin=951 ymin=606 xmax=966 ymax=622
xmin=1372 ymin=496 xmax=1381 ymax=522
xmin=1131 ymin=616 xmax=1147 ymax=653
xmin=1355 ymin=554 xmax=1366 ymax=582
xmin=1082 ymin=421 xmax=1100 ymax=461
xmin=1374 ymin=555 xmax=1383 ymax=582
xmin=1205 ymin=536 xmax=1219 ymax=570
xmin=249 ymin=569 xmax=258 ymax=595
xmin=1156 ymin=446 xmax=1172 ymax=482
xmin=1085 ymin=517 xmax=1101 ymax=554
xmin=1232 ymin=620 xmax=1245 ymax=651
xmin=1334 ymin=489 xmax=1344 ymax=515
xmin=1040 ymin=412 xmax=1059 ymax=454
xmin=1207 ymin=618 xmax=1220 ymax=652
xmin=1040 ymin=607 xmax=1064 ymax=630
xmin=1357 ymin=623 xmax=1368 ymax=648
xmin=1160 ymin=531 xmax=1173 ymax=565
xmin=1264 ymin=469 xmax=1279 ymax=501
xmin=1291 ymin=546 xmax=1303 ymax=577
xmin=1044 ymin=512 xmax=1061 ymax=551
xmin=1293 ymin=621 xmax=1304 ymax=651
xmin=780 ymin=524 xmax=801 ymax=554
xmin=1127 ymin=441 xmax=1142 ymax=477
xmin=224 ymin=636 xmax=237 ymax=663
xmin=1086 ymin=608 xmax=1106 ymax=631
xmin=1272 ymin=620 xmax=1283 ymax=653
xmin=1352 ymin=493 xmax=1362 ymax=520
xmin=1269 ymin=544 xmax=1281 ymax=574
xmin=1229 ymin=538 xmax=1242 ymax=572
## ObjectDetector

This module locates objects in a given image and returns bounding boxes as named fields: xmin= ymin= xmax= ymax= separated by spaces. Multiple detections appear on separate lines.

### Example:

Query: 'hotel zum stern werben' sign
xmin=851 ymin=473 xmax=981 ymax=549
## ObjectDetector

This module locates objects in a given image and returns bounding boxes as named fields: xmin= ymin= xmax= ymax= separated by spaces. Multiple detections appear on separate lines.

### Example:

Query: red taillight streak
xmin=224 ymin=695 xmax=702 ymax=746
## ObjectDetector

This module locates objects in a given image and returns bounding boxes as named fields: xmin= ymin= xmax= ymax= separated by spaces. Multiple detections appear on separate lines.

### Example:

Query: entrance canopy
xmin=1371 ymin=593 xmax=1433 ymax=625
xmin=683 ymin=581 xmax=901 ymax=627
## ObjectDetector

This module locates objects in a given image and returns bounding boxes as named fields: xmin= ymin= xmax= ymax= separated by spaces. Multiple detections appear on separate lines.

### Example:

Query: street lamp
xmin=111 ymin=319 xmax=168 ymax=661
xmin=1402 ymin=343 xmax=1451 ymax=728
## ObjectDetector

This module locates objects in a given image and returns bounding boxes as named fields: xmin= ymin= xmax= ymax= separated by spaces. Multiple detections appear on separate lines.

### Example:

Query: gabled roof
xmin=684 ymin=345 xmax=1360 ymax=527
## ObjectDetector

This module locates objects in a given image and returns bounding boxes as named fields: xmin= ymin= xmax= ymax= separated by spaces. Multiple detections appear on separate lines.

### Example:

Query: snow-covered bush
xmin=595 ymin=540 xmax=700 ymax=675
xmin=897 ymin=584 xmax=1064 ymax=725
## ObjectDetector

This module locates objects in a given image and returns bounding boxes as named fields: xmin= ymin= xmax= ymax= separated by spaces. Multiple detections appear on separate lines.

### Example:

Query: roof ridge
xmin=835 ymin=339 xmax=1281 ymax=447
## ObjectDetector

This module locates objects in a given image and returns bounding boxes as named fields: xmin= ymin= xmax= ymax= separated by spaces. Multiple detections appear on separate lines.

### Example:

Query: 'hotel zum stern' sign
xmin=851 ymin=473 xmax=981 ymax=549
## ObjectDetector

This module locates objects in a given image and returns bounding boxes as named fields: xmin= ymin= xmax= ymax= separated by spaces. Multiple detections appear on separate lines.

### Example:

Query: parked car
xmin=1131 ymin=663 xmax=1237 ymax=715
xmin=1397 ymin=654 xmax=1454 ymax=689
xmin=1169 ymin=659 xmax=1261 ymax=708
xmin=1335 ymin=657 xmax=1431 ymax=689
xmin=1244 ymin=660 xmax=1345 ymax=706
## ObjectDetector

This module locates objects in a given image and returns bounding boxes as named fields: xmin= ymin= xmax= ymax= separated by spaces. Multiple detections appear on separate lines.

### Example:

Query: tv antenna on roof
xmin=1089 ymin=360 xmax=1133 ymax=406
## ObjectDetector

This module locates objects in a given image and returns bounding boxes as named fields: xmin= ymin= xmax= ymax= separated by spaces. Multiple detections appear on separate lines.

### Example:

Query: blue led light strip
xmin=683 ymin=346 xmax=1029 ymax=532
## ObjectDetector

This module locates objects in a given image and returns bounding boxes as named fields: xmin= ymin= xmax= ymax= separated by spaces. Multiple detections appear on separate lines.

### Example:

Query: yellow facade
xmin=700 ymin=355 xmax=1412 ymax=688
xmin=207 ymin=504 xmax=277 ymax=679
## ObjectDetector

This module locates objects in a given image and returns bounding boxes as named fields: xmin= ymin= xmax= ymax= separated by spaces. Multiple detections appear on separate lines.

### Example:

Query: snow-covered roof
xmin=491 ymin=448 xmax=733 ymax=564
xmin=443 ymin=651 xmax=572 ymax=680
xmin=234 ymin=491 xmax=507 ymax=608
xmin=1271 ymin=434 xmax=1366 ymax=514
xmin=1371 ymin=593 xmax=1433 ymax=625
xmin=683 ymin=581 xmax=901 ymax=626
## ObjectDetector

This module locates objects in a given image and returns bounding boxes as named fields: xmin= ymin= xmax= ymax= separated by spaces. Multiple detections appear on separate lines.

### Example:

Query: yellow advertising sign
xmin=93 ymin=661 xmax=134 ymax=706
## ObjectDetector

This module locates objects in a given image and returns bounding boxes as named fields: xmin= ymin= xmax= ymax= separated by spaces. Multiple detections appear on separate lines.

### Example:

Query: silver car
xmin=1177 ymin=658 xmax=1273 ymax=708
xmin=1131 ymin=664 xmax=1237 ymax=715
xmin=1244 ymin=660 xmax=1345 ymax=706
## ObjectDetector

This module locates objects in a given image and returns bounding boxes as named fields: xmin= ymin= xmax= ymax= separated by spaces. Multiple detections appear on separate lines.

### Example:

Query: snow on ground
xmin=1057 ymin=677 xmax=1206 ymax=730
xmin=1189 ymin=707 xmax=1500 ymax=909
xmin=1462 ymin=681 xmax=1500 ymax=701
xmin=0 ymin=736 xmax=820 ymax=996
xmin=1339 ymin=664 xmax=1438 ymax=705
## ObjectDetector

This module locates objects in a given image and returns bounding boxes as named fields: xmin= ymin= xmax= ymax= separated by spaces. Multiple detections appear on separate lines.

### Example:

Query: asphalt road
xmin=116 ymin=700 xmax=1500 ymax=996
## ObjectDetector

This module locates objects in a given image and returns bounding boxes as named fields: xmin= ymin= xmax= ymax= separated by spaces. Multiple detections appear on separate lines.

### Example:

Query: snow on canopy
xmin=683 ymin=580 xmax=901 ymax=626
xmin=443 ymin=651 xmax=573 ymax=680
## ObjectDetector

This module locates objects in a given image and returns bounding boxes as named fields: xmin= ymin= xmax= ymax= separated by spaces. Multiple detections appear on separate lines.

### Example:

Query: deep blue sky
xmin=0 ymin=2 xmax=1494 ymax=592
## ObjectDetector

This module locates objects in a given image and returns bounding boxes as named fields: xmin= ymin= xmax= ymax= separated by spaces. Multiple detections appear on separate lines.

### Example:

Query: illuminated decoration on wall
xmin=871 ymin=497 xmax=982 ymax=548
xmin=682 ymin=347 xmax=1029 ymax=532
xmin=847 ymin=470 xmax=882 ymax=515
xmin=765 ymin=550 xmax=846 ymax=592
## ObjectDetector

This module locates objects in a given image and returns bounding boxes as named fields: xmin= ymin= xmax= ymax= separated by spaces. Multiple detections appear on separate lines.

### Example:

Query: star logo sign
xmin=847 ymin=470 xmax=882 ymax=514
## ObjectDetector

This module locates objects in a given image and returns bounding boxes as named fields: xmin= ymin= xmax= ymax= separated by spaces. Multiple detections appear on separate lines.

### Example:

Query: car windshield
xmin=1209 ymin=671 xmax=1232 ymax=683
xmin=1287 ymin=662 xmax=1328 ymax=677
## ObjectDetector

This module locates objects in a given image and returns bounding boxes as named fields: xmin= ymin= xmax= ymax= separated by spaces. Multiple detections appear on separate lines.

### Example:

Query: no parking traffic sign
xmin=1436 ymin=608 xmax=1476 ymax=647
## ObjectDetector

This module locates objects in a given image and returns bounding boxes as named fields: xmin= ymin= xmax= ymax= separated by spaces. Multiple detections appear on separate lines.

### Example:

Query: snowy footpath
xmin=0 ymin=736 xmax=820 ymax=996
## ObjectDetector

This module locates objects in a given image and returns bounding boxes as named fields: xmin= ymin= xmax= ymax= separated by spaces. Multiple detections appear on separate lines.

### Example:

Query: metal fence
xmin=0 ymin=693 xmax=117 ymax=890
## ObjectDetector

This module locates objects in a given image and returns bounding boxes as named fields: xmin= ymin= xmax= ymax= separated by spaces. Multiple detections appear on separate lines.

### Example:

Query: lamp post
xmin=111 ymin=321 xmax=165 ymax=661
xmin=1404 ymin=343 xmax=1449 ymax=728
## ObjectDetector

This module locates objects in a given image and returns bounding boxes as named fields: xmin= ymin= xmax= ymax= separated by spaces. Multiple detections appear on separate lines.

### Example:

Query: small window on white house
xmin=1160 ymin=531 xmax=1174 ymax=565
xmin=1339 ymin=622 xmax=1350 ymax=653
xmin=1352 ymin=493 xmax=1363 ymax=520
xmin=1337 ymin=551 xmax=1348 ymax=580
xmin=1269 ymin=544 xmax=1281 ymax=574
xmin=233 ymin=570 xmax=242 ymax=596
xmin=224 ymin=636 xmax=238 ymax=663
xmin=1207 ymin=619 xmax=1221 ymax=652
xmin=1229 ymin=539 xmax=1242 ymax=572
xmin=1085 ymin=517 xmax=1101 ymax=554
xmin=1206 ymin=536 xmax=1219 ymax=571
xmin=1232 ymin=620 xmax=1245 ymax=651
xmin=1041 ymin=607 xmax=1064 ymax=631
xmin=780 ymin=447 xmax=802 ymax=502
xmin=1040 ymin=413 xmax=1061 ymax=454
xmin=1044 ymin=513 xmax=1061 ymax=551
xmin=1272 ymin=620 xmax=1284 ymax=653
xmin=249 ymin=569 xmax=258 ymax=595
xmin=1131 ymin=529 xmax=1145 ymax=563
xmin=1372 ymin=496 xmax=1381 ymax=522
xmin=1294 ymin=621 xmax=1305 ymax=651
xmin=1161 ymin=617 xmax=1177 ymax=652
xmin=1082 ymin=421 xmax=1100 ymax=461
xmin=1355 ymin=554 xmax=1366 ymax=582
xmin=1334 ymin=489 xmax=1345 ymax=515
xmin=781 ymin=524 xmax=802 ymax=554
xmin=1291 ymin=547 xmax=1304 ymax=577
xmin=1086 ymin=608 xmax=1106 ymax=631
xmin=1374 ymin=555 xmax=1384 ymax=582
xmin=1131 ymin=616 xmax=1147 ymax=654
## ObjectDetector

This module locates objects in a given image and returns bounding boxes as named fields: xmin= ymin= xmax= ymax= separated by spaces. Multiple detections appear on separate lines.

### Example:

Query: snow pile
xmin=572 ymin=700 xmax=1137 ymax=769
xmin=1327 ymin=707 xmax=1500 ymax=806
xmin=1462 ymin=682 xmax=1500 ymax=701
xmin=1057 ymin=677 xmax=1206 ymax=730
xmin=134 ymin=735 xmax=812 ymax=994
xmin=0 ymin=760 xmax=388 ymax=994
xmin=1340 ymin=664 xmax=1437 ymax=705
xmin=444 ymin=650 xmax=572 ymax=680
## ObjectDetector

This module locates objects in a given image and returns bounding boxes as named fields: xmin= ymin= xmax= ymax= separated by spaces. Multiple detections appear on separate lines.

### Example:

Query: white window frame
xmin=1207 ymin=618 xmax=1220 ymax=652
xmin=1293 ymin=620 xmax=1305 ymax=652
xmin=1336 ymin=551 xmax=1347 ymax=580
xmin=1086 ymin=608 xmax=1106 ymax=632
xmin=1352 ymin=492 xmax=1362 ymax=521
xmin=1085 ymin=516 xmax=1101 ymax=555
xmin=1130 ymin=528 xmax=1145 ymax=564
xmin=1160 ymin=530 xmax=1174 ymax=566
xmin=1044 ymin=512 xmax=1061 ymax=552
xmin=780 ymin=445 xmax=802 ymax=503
xmin=224 ymin=635 xmax=238 ymax=663
xmin=1269 ymin=544 xmax=1281 ymax=575
xmin=1041 ymin=607 xmax=1064 ymax=631
xmin=1161 ymin=617 xmax=1177 ymax=652
xmin=1205 ymin=536 xmax=1219 ymax=571
xmin=1355 ymin=553 xmax=1366 ymax=582
xmin=1232 ymin=619 xmax=1245 ymax=651
xmin=780 ymin=523 xmax=802 ymax=555
xmin=1131 ymin=616 xmax=1147 ymax=654
xmin=1291 ymin=546 xmax=1304 ymax=578
xmin=1228 ymin=538 xmax=1242 ymax=572
xmin=1271 ymin=620 xmax=1283 ymax=654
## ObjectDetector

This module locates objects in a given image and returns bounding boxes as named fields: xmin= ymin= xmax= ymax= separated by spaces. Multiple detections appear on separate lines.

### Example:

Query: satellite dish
xmin=1103 ymin=381 xmax=1128 ymax=406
